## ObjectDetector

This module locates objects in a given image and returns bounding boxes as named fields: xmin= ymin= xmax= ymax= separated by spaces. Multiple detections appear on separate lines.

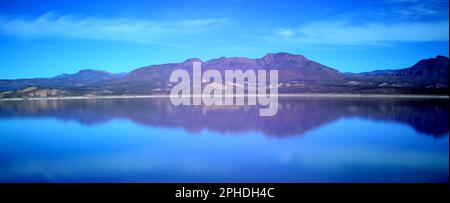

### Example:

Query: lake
xmin=0 ymin=97 xmax=448 ymax=182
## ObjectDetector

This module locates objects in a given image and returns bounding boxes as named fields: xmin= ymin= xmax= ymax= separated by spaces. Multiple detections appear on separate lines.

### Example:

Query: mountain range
xmin=0 ymin=53 xmax=448 ymax=98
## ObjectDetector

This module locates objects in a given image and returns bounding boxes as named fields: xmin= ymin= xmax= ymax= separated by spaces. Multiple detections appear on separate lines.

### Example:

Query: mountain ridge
xmin=0 ymin=53 xmax=448 ymax=98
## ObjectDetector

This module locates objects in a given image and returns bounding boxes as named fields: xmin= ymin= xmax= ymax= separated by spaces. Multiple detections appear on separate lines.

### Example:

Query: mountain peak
xmin=54 ymin=69 xmax=114 ymax=79
xmin=413 ymin=55 xmax=449 ymax=68
xmin=206 ymin=56 xmax=256 ymax=65
xmin=75 ymin=69 xmax=112 ymax=75
xmin=436 ymin=55 xmax=449 ymax=60
xmin=182 ymin=58 xmax=203 ymax=64
xmin=261 ymin=52 xmax=307 ymax=64
xmin=263 ymin=52 xmax=306 ymax=58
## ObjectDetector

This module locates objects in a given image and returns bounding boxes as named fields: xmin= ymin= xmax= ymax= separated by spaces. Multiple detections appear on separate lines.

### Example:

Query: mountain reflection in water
xmin=0 ymin=97 xmax=448 ymax=137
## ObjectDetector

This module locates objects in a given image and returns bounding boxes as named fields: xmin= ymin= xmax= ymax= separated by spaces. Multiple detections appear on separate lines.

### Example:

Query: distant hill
xmin=0 ymin=69 xmax=117 ymax=91
xmin=353 ymin=55 xmax=449 ymax=89
xmin=0 ymin=53 xmax=448 ymax=98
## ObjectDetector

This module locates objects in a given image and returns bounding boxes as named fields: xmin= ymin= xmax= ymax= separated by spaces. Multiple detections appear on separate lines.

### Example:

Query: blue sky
xmin=0 ymin=0 xmax=448 ymax=79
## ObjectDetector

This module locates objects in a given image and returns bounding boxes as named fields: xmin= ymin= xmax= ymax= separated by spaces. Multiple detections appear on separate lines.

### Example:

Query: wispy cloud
xmin=269 ymin=0 xmax=448 ymax=46
xmin=278 ymin=20 xmax=449 ymax=46
xmin=275 ymin=29 xmax=294 ymax=37
xmin=383 ymin=0 xmax=448 ymax=19
xmin=0 ymin=12 xmax=229 ymax=45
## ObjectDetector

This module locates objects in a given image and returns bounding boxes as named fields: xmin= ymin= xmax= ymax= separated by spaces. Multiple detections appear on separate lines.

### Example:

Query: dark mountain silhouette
xmin=0 ymin=53 xmax=448 ymax=98
xmin=354 ymin=55 xmax=449 ymax=89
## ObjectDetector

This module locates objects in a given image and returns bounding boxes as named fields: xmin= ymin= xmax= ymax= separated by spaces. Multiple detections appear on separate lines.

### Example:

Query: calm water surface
xmin=0 ymin=97 xmax=448 ymax=182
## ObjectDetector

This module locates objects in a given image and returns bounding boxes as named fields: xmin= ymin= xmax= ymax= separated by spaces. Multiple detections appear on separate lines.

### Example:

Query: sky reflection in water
xmin=0 ymin=97 xmax=448 ymax=182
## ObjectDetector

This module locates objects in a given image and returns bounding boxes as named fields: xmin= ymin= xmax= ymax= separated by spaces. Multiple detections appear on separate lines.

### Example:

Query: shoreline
xmin=0 ymin=93 xmax=448 ymax=101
